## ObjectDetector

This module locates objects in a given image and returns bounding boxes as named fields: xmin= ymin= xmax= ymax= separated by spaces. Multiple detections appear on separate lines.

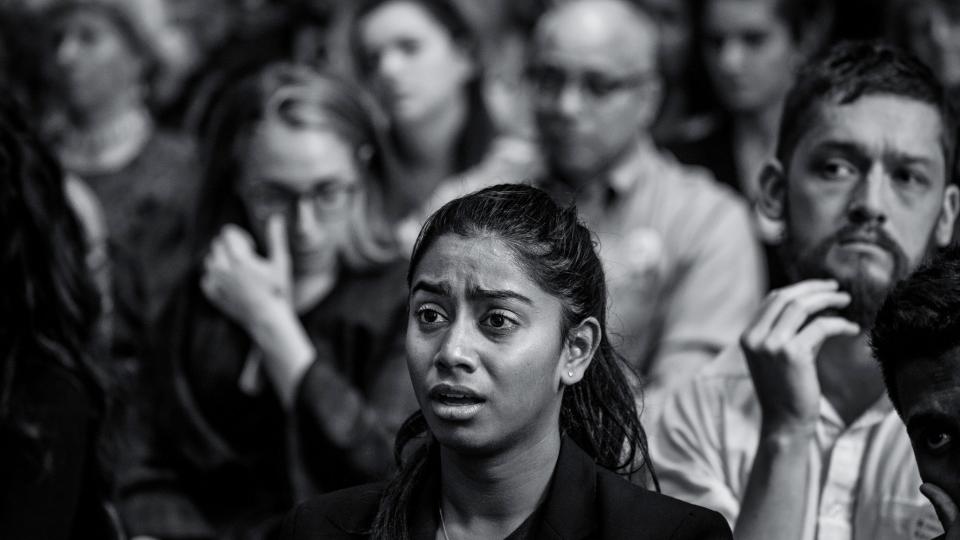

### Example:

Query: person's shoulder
xmin=280 ymin=482 xmax=386 ymax=539
xmin=594 ymin=471 xmax=732 ymax=539
xmin=652 ymin=149 xmax=747 ymax=217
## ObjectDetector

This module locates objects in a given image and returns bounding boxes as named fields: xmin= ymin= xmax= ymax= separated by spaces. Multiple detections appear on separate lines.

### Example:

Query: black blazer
xmin=278 ymin=436 xmax=732 ymax=539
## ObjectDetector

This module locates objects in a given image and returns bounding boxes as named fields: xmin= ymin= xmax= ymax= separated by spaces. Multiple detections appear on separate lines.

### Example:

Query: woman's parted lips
xmin=428 ymin=383 xmax=486 ymax=404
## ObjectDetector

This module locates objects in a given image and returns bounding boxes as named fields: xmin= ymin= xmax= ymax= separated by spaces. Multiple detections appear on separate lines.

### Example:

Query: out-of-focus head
xmin=198 ymin=63 xmax=397 ymax=278
xmin=758 ymin=41 xmax=960 ymax=327
xmin=352 ymin=0 xmax=479 ymax=126
xmin=888 ymin=0 xmax=960 ymax=91
xmin=871 ymin=246 xmax=960 ymax=506
xmin=635 ymin=0 xmax=694 ymax=86
xmin=697 ymin=0 xmax=822 ymax=115
xmin=405 ymin=183 xmax=651 ymax=476
xmin=529 ymin=0 xmax=662 ymax=184
xmin=46 ymin=0 xmax=172 ymax=113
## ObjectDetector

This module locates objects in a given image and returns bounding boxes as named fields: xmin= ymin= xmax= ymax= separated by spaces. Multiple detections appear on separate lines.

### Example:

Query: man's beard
xmin=781 ymin=223 xmax=923 ymax=328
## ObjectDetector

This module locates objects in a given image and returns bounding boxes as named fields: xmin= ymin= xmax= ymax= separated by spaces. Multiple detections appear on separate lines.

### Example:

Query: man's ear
xmin=935 ymin=183 xmax=960 ymax=247
xmin=560 ymin=317 xmax=601 ymax=386
xmin=757 ymin=159 xmax=788 ymax=242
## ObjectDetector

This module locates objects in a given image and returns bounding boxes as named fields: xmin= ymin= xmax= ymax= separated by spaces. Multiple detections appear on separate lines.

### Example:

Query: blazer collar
xmin=535 ymin=435 xmax=599 ymax=540
xmin=406 ymin=436 xmax=600 ymax=540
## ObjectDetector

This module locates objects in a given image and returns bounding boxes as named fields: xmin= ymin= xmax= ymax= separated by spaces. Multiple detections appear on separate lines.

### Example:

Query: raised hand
xmin=740 ymin=280 xmax=860 ymax=434
xmin=201 ymin=214 xmax=293 ymax=330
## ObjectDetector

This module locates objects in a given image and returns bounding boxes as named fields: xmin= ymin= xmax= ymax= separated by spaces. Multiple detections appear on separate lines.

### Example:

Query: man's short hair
xmin=871 ymin=245 xmax=960 ymax=411
xmin=775 ymin=41 xmax=959 ymax=186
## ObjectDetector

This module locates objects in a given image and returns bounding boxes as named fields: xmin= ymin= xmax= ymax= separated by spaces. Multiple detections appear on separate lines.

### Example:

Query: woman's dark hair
xmin=371 ymin=183 xmax=658 ymax=539
xmin=0 ymin=89 xmax=106 ymax=479
xmin=194 ymin=62 xmax=398 ymax=268
xmin=348 ymin=0 xmax=496 ymax=175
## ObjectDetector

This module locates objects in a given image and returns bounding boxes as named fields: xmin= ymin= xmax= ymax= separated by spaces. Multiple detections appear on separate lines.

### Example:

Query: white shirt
xmin=652 ymin=346 xmax=943 ymax=540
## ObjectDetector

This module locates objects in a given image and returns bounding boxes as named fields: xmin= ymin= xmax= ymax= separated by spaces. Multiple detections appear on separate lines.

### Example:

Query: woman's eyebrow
xmin=467 ymin=286 xmax=533 ymax=305
xmin=411 ymin=279 xmax=452 ymax=297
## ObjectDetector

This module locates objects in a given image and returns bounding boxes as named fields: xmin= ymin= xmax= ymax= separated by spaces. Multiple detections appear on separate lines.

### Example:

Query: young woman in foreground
xmin=280 ymin=184 xmax=732 ymax=539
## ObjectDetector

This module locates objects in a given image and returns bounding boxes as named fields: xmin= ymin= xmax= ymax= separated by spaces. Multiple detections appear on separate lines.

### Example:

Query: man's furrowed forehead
xmin=788 ymin=94 xmax=946 ymax=172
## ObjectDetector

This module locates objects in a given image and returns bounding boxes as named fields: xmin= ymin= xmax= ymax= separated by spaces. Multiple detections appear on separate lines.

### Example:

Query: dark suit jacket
xmin=278 ymin=437 xmax=732 ymax=539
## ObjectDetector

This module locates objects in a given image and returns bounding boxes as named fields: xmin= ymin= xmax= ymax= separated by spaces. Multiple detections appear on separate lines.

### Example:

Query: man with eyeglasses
xmin=530 ymin=0 xmax=764 ymax=420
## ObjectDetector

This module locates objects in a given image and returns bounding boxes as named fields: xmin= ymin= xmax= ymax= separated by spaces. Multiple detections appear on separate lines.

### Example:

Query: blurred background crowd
xmin=1 ymin=0 xmax=959 ymax=538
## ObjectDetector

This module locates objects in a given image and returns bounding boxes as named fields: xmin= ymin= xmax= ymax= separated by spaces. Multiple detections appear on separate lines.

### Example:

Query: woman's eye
xmin=923 ymin=430 xmax=953 ymax=453
xmin=415 ymin=305 xmax=447 ymax=325
xmin=481 ymin=311 xmax=518 ymax=331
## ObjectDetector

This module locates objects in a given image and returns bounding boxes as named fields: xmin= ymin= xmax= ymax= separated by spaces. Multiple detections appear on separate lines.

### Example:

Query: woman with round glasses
xmin=279 ymin=184 xmax=732 ymax=539
xmin=120 ymin=64 xmax=418 ymax=539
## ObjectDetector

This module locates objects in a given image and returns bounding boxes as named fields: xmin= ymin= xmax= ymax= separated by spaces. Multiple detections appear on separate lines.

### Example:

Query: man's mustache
xmin=833 ymin=224 xmax=904 ymax=258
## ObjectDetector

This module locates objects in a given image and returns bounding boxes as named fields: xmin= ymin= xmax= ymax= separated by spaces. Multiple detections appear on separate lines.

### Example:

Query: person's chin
xmin=826 ymin=246 xmax=895 ymax=287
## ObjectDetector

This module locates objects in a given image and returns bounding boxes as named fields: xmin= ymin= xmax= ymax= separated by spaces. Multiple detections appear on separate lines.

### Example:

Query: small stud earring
xmin=568 ymin=371 xmax=574 ymax=378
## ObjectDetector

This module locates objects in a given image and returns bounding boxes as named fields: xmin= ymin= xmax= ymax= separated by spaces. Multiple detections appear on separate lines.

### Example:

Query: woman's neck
xmin=66 ymin=87 xmax=143 ymax=132
xmin=394 ymin=93 xmax=469 ymax=199
xmin=438 ymin=429 xmax=560 ymax=539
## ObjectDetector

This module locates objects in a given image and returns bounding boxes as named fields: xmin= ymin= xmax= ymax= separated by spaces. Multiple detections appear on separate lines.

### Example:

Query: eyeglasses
xmin=525 ymin=64 xmax=652 ymax=102
xmin=239 ymin=180 xmax=358 ymax=221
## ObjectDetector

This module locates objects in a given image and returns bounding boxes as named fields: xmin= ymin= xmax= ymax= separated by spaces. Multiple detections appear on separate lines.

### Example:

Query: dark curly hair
xmin=871 ymin=245 xmax=960 ymax=412
xmin=371 ymin=183 xmax=658 ymax=539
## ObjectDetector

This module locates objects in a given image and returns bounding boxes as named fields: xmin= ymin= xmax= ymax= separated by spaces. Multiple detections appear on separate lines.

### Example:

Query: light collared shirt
xmin=653 ymin=346 xmax=944 ymax=540
xmin=542 ymin=139 xmax=764 ymax=376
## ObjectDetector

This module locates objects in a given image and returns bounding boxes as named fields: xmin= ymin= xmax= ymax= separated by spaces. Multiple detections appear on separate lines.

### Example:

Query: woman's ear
xmin=560 ymin=317 xmax=601 ymax=386
xmin=935 ymin=183 xmax=960 ymax=247
xmin=757 ymin=160 xmax=788 ymax=243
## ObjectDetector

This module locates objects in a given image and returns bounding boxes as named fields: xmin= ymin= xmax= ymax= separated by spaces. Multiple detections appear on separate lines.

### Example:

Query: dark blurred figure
xmin=668 ymin=0 xmax=830 ymax=202
xmin=528 ymin=0 xmax=764 ymax=419
xmin=0 ymin=93 xmax=118 ymax=539
xmin=634 ymin=0 xmax=716 ymax=143
xmin=42 ymin=0 xmax=201 ymax=324
xmin=888 ymin=0 xmax=960 ymax=96
xmin=872 ymin=246 xmax=960 ymax=540
xmin=119 ymin=64 xmax=417 ymax=540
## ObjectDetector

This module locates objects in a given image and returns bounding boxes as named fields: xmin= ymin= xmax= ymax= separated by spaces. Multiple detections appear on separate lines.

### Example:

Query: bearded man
xmin=653 ymin=41 xmax=960 ymax=540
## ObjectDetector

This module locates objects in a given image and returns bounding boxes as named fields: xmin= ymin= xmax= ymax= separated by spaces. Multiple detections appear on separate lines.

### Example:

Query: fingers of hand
xmin=266 ymin=213 xmax=291 ymax=267
xmin=743 ymin=283 xmax=850 ymax=356
xmin=921 ymin=483 xmax=960 ymax=528
xmin=752 ymin=280 xmax=840 ymax=335
xmin=791 ymin=316 xmax=860 ymax=356
xmin=221 ymin=224 xmax=255 ymax=261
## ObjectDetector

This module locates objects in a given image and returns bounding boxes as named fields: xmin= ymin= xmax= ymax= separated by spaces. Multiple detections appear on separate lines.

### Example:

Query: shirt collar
xmin=605 ymin=136 xmax=659 ymax=197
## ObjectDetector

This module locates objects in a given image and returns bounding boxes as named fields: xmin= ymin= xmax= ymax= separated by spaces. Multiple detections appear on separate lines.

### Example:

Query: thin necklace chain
xmin=439 ymin=504 xmax=452 ymax=540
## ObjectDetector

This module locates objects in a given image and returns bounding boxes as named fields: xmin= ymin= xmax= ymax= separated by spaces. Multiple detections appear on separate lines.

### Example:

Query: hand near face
xmin=202 ymin=215 xmax=293 ymax=329
xmin=921 ymin=483 xmax=960 ymax=540
xmin=740 ymin=280 xmax=860 ymax=434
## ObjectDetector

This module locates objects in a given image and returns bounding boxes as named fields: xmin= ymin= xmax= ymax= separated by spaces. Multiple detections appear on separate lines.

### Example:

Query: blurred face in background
xmin=902 ymin=0 xmax=960 ymax=90
xmin=49 ymin=8 xmax=147 ymax=115
xmin=530 ymin=1 xmax=661 ymax=183
xmin=238 ymin=120 xmax=361 ymax=277
xmin=358 ymin=1 xmax=475 ymax=126
xmin=701 ymin=0 xmax=800 ymax=115
xmin=638 ymin=0 xmax=693 ymax=86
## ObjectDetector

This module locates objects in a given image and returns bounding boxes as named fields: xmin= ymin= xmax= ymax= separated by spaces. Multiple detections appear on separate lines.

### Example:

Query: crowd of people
xmin=2 ymin=0 xmax=960 ymax=538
